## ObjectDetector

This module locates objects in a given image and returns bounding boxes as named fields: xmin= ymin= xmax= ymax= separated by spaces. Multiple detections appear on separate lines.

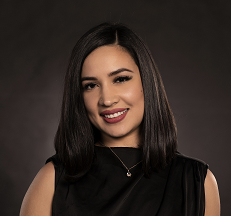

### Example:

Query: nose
xmin=98 ymin=85 xmax=119 ymax=107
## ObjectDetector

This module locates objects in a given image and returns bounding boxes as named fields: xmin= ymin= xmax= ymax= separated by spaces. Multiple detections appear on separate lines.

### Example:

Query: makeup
xmin=101 ymin=109 xmax=129 ymax=123
xmin=82 ymin=45 xmax=144 ymax=138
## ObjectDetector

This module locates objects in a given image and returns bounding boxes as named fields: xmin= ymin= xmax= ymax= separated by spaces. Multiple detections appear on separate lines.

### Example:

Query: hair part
xmin=54 ymin=22 xmax=177 ymax=181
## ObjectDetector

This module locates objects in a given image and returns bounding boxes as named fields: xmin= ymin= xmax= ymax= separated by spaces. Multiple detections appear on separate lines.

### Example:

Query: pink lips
xmin=100 ymin=108 xmax=129 ymax=124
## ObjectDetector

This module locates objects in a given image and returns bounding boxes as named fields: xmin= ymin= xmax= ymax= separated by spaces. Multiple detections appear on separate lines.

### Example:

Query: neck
xmin=97 ymin=133 xmax=141 ymax=148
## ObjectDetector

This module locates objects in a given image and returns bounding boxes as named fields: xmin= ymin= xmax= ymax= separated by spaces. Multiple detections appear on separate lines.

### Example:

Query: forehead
xmin=81 ymin=45 xmax=138 ymax=76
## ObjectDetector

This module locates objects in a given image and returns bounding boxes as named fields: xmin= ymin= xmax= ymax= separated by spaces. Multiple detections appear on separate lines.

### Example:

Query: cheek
xmin=83 ymin=94 xmax=97 ymax=116
xmin=123 ymin=83 xmax=144 ymax=106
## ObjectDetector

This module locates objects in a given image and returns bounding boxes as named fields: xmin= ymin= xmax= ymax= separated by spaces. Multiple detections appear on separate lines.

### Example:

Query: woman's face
xmin=81 ymin=45 xmax=144 ymax=141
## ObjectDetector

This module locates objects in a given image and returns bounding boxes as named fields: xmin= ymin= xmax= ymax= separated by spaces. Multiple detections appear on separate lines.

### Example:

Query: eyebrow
xmin=81 ymin=68 xmax=133 ymax=82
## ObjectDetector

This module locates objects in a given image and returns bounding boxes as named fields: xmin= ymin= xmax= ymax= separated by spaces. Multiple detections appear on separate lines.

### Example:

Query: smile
xmin=104 ymin=109 xmax=128 ymax=119
xmin=101 ymin=108 xmax=129 ymax=124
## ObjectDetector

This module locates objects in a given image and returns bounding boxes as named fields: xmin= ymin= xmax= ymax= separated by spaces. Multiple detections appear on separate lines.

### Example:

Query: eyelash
xmin=83 ymin=76 xmax=132 ymax=90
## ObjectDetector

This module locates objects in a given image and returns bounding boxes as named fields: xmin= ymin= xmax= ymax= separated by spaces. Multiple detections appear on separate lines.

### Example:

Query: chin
xmin=110 ymin=132 xmax=128 ymax=138
xmin=103 ymin=127 xmax=136 ymax=139
xmin=102 ymin=130 xmax=127 ymax=138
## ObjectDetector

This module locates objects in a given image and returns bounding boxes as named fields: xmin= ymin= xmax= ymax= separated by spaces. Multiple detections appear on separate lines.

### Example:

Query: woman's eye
xmin=83 ymin=83 xmax=97 ymax=90
xmin=114 ymin=76 xmax=132 ymax=83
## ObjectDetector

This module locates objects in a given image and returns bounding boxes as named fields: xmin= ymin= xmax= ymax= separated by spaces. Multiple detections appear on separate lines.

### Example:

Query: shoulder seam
xmin=176 ymin=152 xmax=208 ymax=167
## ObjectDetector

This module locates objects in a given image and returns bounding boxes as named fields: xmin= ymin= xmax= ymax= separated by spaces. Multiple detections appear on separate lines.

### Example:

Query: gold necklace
xmin=98 ymin=142 xmax=142 ymax=177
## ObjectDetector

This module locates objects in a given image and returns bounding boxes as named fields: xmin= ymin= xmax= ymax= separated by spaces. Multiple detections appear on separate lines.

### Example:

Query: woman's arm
xmin=204 ymin=169 xmax=220 ymax=216
xmin=20 ymin=162 xmax=55 ymax=216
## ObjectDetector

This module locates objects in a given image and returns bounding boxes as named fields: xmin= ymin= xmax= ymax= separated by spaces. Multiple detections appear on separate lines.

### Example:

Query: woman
xmin=20 ymin=23 xmax=220 ymax=216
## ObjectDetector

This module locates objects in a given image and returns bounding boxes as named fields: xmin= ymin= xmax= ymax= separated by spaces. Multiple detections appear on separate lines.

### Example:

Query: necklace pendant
xmin=127 ymin=171 xmax=132 ymax=177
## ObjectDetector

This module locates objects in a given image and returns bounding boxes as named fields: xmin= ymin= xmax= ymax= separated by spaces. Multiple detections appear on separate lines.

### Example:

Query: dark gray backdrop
xmin=0 ymin=0 xmax=230 ymax=215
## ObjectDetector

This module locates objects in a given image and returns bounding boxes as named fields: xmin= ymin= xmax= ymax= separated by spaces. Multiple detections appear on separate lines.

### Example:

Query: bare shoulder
xmin=204 ymin=169 xmax=220 ymax=216
xmin=20 ymin=162 xmax=55 ymax=216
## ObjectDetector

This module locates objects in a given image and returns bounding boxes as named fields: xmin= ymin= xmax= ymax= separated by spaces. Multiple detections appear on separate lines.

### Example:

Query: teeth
xmin=104 ymin=109 xmax=128 ymax=119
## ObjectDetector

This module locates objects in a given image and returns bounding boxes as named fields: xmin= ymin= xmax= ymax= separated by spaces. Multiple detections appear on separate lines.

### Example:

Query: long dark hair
xmin=54 ymin=23 xmax=177 ymax=181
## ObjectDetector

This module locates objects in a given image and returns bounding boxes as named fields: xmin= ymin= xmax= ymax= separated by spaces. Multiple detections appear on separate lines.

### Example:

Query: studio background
xmin=0 ymin=0 xmax=230 ymax=215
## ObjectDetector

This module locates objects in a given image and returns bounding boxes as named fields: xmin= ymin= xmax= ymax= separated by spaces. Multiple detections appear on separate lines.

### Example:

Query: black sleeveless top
xmin=46 ymin=146 xmax=208 ymax=216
